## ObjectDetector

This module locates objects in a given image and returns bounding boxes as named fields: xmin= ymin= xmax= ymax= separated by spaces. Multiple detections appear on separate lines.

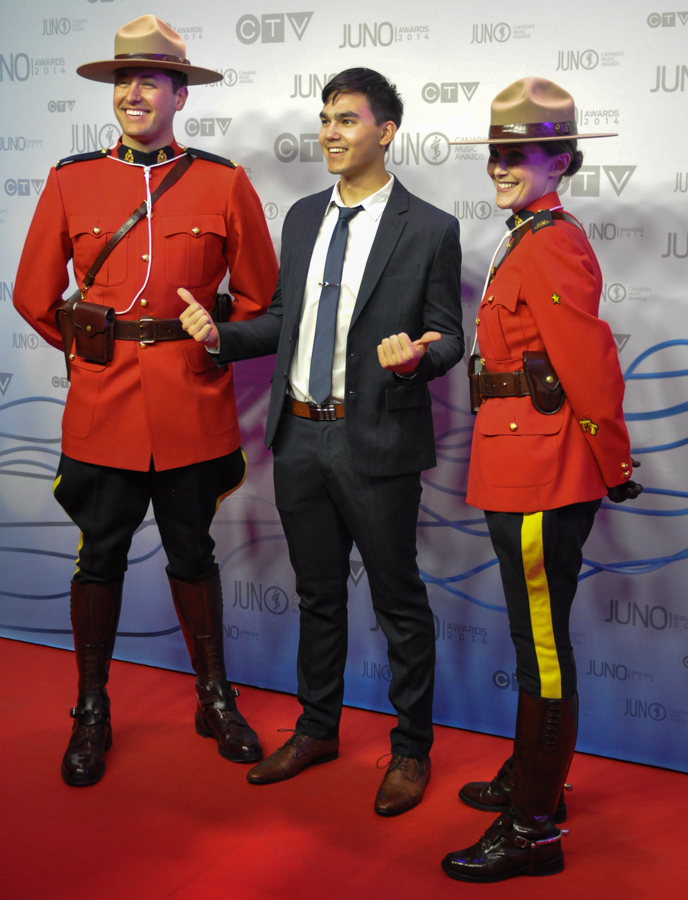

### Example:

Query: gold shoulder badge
xmin=579 ymin=418 xmax=599 ymax=435
xmin=157 ymin=149 xmax=168 ymax=163
xmin=124 ymin=148 xmax=134 ymax=163
xmin=551 ymin=293 xmax=561 ymax=304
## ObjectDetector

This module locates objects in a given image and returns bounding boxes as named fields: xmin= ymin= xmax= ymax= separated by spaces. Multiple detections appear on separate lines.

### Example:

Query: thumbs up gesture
xmin=178 ymin=287 xmax=220 ymax=349
xmin=377 ymin=331 xmax=441 ymax=374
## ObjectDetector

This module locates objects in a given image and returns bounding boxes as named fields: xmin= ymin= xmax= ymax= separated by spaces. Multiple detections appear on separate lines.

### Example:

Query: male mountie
xmin=13 ymin=15 xmax=278 ymax=786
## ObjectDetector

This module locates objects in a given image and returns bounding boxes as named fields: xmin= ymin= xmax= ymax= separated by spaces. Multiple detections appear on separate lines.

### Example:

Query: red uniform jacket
xmin=13 ymin=139 xmax=278 ymax=471
xmin=466 ymin=192 xmax=632 ymax=513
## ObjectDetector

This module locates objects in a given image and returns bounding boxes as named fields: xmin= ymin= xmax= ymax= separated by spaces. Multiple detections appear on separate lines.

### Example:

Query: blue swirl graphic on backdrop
xmin=1 ymin=340 xmax=686 ymax=634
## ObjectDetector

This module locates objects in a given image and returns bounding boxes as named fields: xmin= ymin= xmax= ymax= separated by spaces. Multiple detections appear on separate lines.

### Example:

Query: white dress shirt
xmin=289 ymin=174 xmax=395 ymax=404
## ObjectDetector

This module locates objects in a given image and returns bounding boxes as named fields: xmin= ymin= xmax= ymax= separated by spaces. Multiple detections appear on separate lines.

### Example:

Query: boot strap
xmin=514 ymin=827 xmax=567 ymax=849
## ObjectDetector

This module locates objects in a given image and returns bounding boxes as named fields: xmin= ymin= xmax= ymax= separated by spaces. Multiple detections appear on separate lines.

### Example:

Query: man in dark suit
xmin=180 ymin=68 xmax=463 ymax=815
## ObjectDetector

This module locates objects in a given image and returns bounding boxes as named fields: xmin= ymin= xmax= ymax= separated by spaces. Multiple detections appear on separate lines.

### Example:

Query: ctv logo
xmin=422 ymin=82 xmax=479 ymax=103
xmin=647 ymin=11 xmax=688 ymax=26
xmin=236 ymin=13 xmax=313 ymax=44
xmin=559 ymin=165 xmax=636 ymax=198
xmin=185 ymin=118 xmax=232 ymax=138
xmin=4 ymin=178 xmax=44 ymax=196
xmin=274 ymin=133 xmax=322 ymax=162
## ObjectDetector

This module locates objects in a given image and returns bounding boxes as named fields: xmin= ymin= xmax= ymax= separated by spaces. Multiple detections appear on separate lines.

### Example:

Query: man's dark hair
xmin=114 ymin=67 xmax=188 ymax=93
xmin=322 ymin=67 xmax=403 ymax=128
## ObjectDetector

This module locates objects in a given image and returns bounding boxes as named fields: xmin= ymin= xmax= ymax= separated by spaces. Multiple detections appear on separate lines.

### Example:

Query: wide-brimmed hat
xmin=450 ymin=77 xmax=617 ymax=145
xmin=76 ymin=15 xmax=222 ymax=86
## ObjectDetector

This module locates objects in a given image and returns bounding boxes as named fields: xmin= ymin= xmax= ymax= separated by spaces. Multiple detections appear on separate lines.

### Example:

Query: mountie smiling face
xmin=113 ymin=68 xmax=187 ymax=150
xmin=487 ymin=143 xmax=570 ymax=211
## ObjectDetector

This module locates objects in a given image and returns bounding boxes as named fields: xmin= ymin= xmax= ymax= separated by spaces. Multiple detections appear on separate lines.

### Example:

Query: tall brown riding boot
xmin=459 ymin=687 xmax=571 ymax=822
xmin=442 ymin=690 xmax=577 ymax=883
xmin=169 ymin=572 xmax=262 ymax=763
xmin=61 ymin=580 xmax=123 ymax=787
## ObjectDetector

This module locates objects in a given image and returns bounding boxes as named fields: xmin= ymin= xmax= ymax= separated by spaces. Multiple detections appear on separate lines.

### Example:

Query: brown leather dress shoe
xmin=195 ymin=682 xmax=263 ymax=763
xmin=246 ymin=732 xmax=339 ymax=784
xmin=459 ymin=756 xmax=569 ymax=823
xmin=374 ymin=754 xmax=431 ymax=816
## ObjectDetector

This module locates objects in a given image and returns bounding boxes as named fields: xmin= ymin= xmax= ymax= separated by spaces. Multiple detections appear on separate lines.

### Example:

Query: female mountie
xmin=442 ymin=78 xmax=642 ymax=883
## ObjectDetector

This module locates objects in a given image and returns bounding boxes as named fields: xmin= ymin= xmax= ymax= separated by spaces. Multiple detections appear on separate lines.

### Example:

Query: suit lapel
xmin=349 ymin=178 xmax=409 ymax=329
xmin=286 ymin=189 xmax=331 ymax=340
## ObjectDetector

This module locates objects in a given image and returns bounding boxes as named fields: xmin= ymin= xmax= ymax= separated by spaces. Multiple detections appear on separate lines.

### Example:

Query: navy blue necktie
xmin=308 ymin=204 xmax=364 ymax=405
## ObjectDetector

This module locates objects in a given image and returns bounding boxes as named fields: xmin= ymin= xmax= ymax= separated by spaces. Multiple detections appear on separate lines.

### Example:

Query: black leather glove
xmin=607 ymin=481 xmax=643 ymax=503
xmin=607 ymin=457 xmax=642 ymax=503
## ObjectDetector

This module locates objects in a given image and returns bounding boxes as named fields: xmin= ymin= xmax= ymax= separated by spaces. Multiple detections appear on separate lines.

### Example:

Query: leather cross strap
xmin=490 ymin=210 xmax=583 ymax=283
xmin=114 ymin=317 xmax=190 ymax=343
xmin=81 ymin=152 xmax=194 ymax=295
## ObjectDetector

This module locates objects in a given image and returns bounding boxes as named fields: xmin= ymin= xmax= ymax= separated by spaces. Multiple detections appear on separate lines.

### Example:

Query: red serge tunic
xmin=13 ymin=139 xmax=278 ymax=471
xmin=466 ymin=192 xmax=633 ymax=514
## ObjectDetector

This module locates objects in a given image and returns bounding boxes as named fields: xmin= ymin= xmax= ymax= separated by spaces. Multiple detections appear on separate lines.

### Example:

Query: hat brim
xmin=77 ymin=59 xmax=223 ymax=86
xmin=450 ymin=132 xmax=617 ymax=145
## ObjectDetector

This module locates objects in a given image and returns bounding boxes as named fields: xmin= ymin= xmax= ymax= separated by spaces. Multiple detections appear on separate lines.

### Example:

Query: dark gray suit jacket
xmin=215 ymin=177 xmax=463 ymax=477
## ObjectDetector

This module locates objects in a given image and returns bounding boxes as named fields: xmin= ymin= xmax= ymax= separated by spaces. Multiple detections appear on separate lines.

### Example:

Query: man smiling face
xmin=318 ymin=91 xmax=395 ymax=186
xmin=113 ymin=68 xmax=188 ymax=151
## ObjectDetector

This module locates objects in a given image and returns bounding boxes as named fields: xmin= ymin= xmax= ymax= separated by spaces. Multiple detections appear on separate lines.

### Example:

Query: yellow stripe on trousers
xmin=521 ymin=512 xmax=562 ymax=699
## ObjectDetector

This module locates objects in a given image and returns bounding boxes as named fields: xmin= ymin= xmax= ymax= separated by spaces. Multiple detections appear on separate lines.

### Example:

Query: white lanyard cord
xmin=104 ymin=152 xmax=186 ymax=315
xmin=470 ymin=205 xmax=563 ymax=357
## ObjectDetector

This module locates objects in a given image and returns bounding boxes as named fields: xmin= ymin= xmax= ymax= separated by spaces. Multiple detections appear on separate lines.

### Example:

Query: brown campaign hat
xmin=76 ymin=15 xmax=222 ymax=86
xmin=451 ymin=76 xmax=617 ymax=145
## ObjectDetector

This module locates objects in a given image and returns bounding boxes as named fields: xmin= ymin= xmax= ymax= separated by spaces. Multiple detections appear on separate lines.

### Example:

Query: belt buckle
xmin=311 ymin=405 xmax=337 ymax=421
xmin=139 ymin=317 xmax=156 ymax=344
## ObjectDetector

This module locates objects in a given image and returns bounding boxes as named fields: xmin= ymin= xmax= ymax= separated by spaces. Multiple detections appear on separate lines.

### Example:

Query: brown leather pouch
xmin=522 ymin=350 xmax=565 ymax=415
xmin=468 ymin=354 xmax=483 ymax=415
xmin=73 ymin=301 xmax=115 ymax=364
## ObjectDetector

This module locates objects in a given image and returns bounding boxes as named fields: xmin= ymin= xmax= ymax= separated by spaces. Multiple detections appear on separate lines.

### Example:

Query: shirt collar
xmin=328 ymin=174 xmax=395 ymax=222
xmin=114 ymin=137 xmax=183 ymax=166
xmin=506 ymin=191 xmax=562 ymax=231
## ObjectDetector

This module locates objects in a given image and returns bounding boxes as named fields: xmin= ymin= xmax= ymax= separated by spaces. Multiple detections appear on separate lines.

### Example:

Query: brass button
xmin=140 ymin=342 xmax=147 ymax=349
xmin=140 ymin=299 xmax=148 ymax=308
xmin=545 ymin=375 xmax=554 ymax=384
xmin=475 ymin=317 xmax=480 ymax=325
xmin=93 ymin=226 xmax=101 ymax=235
xmin=509 ymin=422 xmax=518 ymax=431
xmin=85 ymin=325 xmax=91 ymax=332
xmin=69 ymin=353 xmax=75 ymax=360
xmin=487 ymin=295 xmax=493 ymax=303
xmin=141 ymin=254 xmax=150 ymax=262
xmin=192 ymin=226 xmax=200 ymax=235
xmin=480 ymin=357 xmax=485 ymax=365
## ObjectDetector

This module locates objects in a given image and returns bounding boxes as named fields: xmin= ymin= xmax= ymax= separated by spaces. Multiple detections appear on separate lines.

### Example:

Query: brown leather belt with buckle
xmin=477 ymin=370 xmax=530 ymax=398
xmin=114 ymin=317 xmax=191 ymax=343
xmin=285 ymin=397 xmax=345 ymax=421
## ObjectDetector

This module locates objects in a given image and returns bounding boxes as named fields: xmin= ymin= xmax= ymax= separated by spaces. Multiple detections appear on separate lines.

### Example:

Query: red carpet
xmin=0 ymin=637 xmax=685 ymax=900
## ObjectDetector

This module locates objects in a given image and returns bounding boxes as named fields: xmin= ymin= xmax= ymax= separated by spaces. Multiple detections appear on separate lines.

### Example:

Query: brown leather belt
xmin=285 ymin=397 xmax=345 ymax=421
xmin=114 ymin=317 xmax=191 ymax=343
xmin=478 ymin=370 xmax=530 ymax=399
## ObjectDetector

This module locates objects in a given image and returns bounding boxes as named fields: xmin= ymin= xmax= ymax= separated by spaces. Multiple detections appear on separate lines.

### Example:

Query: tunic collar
xmin=114 ymin=138 xmax=183 ymax=166
xmin=506 ymin=191 xmax=562 ymax=231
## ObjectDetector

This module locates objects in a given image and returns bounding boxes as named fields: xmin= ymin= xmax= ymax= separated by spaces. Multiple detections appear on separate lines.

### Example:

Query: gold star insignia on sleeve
xmin=551 ymin=293 xmax=561 ymax=304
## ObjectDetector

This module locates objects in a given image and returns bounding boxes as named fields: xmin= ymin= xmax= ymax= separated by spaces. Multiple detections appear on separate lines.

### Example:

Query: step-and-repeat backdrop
xmin=1 ymin=0 xmax=686 ymax=772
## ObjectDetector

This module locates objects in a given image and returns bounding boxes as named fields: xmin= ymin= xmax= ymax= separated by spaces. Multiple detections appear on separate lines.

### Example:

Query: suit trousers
xmin=53 ymin=449 xmax=246 ymax=584
xmin=485 ymin=499 xmax=601 ymax=700
xmin=272 ymin=412 xmax=436 ymax=758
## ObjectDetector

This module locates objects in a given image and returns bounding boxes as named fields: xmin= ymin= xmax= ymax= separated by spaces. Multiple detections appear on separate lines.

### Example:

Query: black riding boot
xmin=169 ymin=572 xmax=262 ymax=763
xmin=61 ymin=580 xmax=123 ymax=786
xmin=443 ymin=689 xmax=577 ymax=883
